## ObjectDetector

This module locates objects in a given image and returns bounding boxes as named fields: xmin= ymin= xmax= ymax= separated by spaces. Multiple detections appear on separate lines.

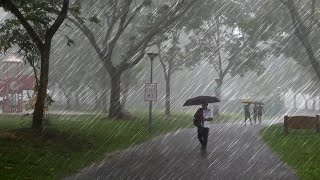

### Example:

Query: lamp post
xmin=147 ymin=52 xmax=158 ymax=133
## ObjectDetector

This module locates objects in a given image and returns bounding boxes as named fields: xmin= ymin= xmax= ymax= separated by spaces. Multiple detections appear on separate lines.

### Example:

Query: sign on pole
xmin=145 ymin=83 xmax=157 ymax=101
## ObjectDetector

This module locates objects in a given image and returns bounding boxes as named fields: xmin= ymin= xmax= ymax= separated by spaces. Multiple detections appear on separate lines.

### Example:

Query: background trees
xmin=157 ymin=29 xmax=186 ymax=116
xmin=66 ymin=0 xmax=202 ymax=118
xmin=1 ymin=0 xmax=320 ymax=121
xmin=185 ymin=0 xmax=270 ymax=114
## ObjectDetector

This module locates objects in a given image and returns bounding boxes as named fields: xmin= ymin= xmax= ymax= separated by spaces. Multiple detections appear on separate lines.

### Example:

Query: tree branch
xmin=102 ymin=0 xmax=121 ymax=54
xmin=105 ymin=0 xmax=133 ymax=56
xmin=46 ymin=0 xmax=70 ymax=41
xmin=104 ymin=0 xmax=148 ymax=57
xmin=212 ymin=61 xmax=220 ymax=73
xmin=222 ymin=62 xmax=232 ymax=78
xmin=120 ymin=42 xmax=148 ymax=71
xmin=123 ymin=0 xmax=198 ymax=64
xmin=309 ymin=0 xmax=318 ymax=29
xmin=68 ymin=14 xmax=104 ymax=59
xmin=281 ymin=0 xmax=320 ymax=80
xmin=158 ymin=43 xmax=169 ymax=80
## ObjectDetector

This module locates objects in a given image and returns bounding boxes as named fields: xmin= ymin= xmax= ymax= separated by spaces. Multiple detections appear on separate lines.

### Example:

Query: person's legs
xmin=202 ymin=128 xmax=209 ymax=150
xmin=197 ymin=127 xmax=204 ymax=147
xmin=244 ymin=114 xmax=248 ymax=125
xmin=245 ymin=112 xmax=251 ymax=125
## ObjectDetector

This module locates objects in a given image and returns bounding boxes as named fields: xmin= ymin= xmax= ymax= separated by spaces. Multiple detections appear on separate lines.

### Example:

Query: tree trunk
xmin=214 ymin=78 xmax=223 ymax=116
xmin=94 ymin=92 xmax=99 ymax=110
xmin=57 ymin=83 xmax=71 ymax=109
xmin=121 ymin=83 xmax=129 ymax=111
xmin=109 ymin=73 xmax=122 ymax=118
xmin=305 ymin=100 xmax=308 ymax=109
xmin=65 ymin=89 xmax=74 ymax=110
xmin=32 ymin=46 xmax=50 ymax=131
xmin=50 ymin=83 xmax=56 ymax=97
xmin=302 ymin=95 xmax=308 ymax=109
xmin=215 ymin=82 xmax=222 ymax=100
xmin=102 ymin=90 xmax=108 ymax=112
xmin=89 ymin=86 xmax=100 ymax=110
xmin=165 ymin=73 xmax=171 ymax=116
xmin=293 ymin=93 xmax=297 ymax=109
xmin=318 ymin=95 xmax=320 ymax=111
xmin=5 ymin=0 xmax=69 ymax=131
xmin=74 ymin=91 xmax=80 ymax=110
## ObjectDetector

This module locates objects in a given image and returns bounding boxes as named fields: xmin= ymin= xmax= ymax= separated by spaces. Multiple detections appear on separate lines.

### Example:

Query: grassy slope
xmin=0 ymin=111 xmax=247 ymax=179
xmin=0 ymin=113 xmax=193 ymax=179
xmin=261 ymin=124 xmax=320 ymax=179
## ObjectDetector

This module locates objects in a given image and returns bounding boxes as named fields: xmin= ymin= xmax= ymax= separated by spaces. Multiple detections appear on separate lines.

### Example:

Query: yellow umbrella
xmin=242 ymin=99 xmax=253 ymax=103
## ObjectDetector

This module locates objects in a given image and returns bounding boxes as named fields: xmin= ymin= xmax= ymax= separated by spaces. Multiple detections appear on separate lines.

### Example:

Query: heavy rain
xmin=0 ymin=0 xmax=319 ymax=179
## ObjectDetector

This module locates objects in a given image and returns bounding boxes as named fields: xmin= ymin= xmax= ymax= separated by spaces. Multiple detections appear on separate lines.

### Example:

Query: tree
xmin=186 ymin=2 xmax=268 ymax=112
xmin=0 ymin=0 xmax=69 ymax=130
xmin=157 ymin=29 xmax=186 ymax=116
xmin=67 ymin=0 xmax=200 ymax=118
xmin=120 ymin=65 xmax=144 ymax=110
xmin=156 ymin=1 xmax=243 ymax=116
xmin=279 ymin=0 xmax=320 ymax=80
xmin=49 ymin=41 xmax=111 ymax=111
xmin=256 ymin=0 xmax=320 ymax=81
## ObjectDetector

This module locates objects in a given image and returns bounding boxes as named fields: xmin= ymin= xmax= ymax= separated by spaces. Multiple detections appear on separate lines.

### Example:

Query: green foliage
xmin=0 ymin=0 xmax=62 ymax=66
xmin=69 ymin=1 xmax=81 ymax=14
xmin=0 ymin=19 xmax=40 ymax=68
xmin=3 ymin=0 xmax=61 ymax=31
xmin=89 ymin=15 xmax=100 ymax=24
xmin=144 ymin=0 xmax=152 ymax=7
xmin=63 ymin=35 xmax=75 ymax=46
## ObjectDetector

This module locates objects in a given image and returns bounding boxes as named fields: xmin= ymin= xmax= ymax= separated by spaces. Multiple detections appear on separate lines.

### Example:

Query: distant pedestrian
xmin=257 ymin=105 xmax=265 ymax=123
xmin=253 ymin=104 xmax=258 ymax=124
xmin=244 ymin=103 xmax=252 ymax=125
xmin=194 ymin=103 xmax=213 ymax=151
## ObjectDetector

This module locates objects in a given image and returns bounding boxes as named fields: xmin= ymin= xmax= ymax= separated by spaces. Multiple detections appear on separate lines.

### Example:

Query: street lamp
xmin=147 ymin=52 xmax=158 ymax=133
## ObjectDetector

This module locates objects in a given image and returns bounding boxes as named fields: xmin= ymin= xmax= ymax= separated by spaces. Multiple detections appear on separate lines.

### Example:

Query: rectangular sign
xmin=145 ymin=83 xmax=157 ymax=101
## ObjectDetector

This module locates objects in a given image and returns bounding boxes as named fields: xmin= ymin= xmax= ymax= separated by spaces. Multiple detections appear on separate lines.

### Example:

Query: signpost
xmin=145 ymin=83 xmax=157 ymax=101
xmin=146 ymin=52 xmax=158 ymax=133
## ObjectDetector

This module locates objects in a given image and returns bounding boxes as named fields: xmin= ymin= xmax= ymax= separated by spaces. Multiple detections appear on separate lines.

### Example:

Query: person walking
xmin=194 ymin=103 xmax=213 ymax=151
xmin=244 ymin=103 xmax=252 ymax=125
xmin=253 ymin=104 xmax=258 ymax=124
xmin=257 ymin=105 xmax=265 ymax=123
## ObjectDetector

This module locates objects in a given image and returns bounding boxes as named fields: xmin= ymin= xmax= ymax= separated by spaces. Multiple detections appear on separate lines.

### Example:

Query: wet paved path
xmin=66 ymin=122 xmax=298 ymax=180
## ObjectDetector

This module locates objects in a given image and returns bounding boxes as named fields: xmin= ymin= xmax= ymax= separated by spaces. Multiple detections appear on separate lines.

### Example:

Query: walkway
xmin=66 ymin=121 xmax=297 ymax=180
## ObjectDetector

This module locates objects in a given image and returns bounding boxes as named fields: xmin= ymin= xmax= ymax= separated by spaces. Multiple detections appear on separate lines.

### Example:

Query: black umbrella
xmin=183 ymin=96 xmax=220 ymax=106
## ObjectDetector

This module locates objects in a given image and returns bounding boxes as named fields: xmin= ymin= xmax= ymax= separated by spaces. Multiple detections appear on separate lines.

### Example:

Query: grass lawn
xmin=261 ymin=124 xmax=320 ymax=179
xmin=0 ymin=112 xmax=193 ymax=179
